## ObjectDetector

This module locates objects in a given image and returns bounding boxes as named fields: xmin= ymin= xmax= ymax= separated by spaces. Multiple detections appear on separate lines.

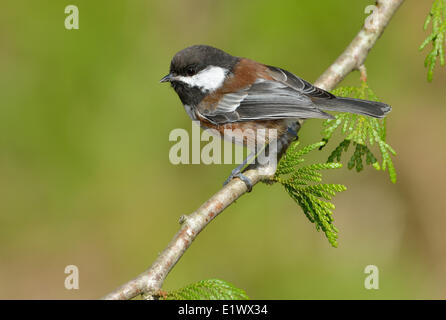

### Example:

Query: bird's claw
xmin=223 ymin=170 xmax=253 ymax=192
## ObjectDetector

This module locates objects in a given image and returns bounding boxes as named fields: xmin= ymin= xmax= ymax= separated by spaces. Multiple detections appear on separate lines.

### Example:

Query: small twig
xmin=359 ymin=65 xmax=368 ymax=82
xmin=102 ymin=0 xmax=404 ymax=300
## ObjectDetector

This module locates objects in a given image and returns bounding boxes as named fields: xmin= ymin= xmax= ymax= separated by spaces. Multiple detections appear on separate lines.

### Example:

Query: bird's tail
xmin=314 ymin=97 xmax=392 ymax=118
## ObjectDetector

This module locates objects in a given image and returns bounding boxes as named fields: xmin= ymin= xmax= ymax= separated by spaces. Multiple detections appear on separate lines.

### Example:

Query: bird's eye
xmin=186 ymin=67 xmax=196 ymax=76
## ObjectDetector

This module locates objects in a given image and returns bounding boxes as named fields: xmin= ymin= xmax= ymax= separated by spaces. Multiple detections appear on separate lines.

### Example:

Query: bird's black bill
xmin=160 ymin=74 xmax=172 ymax=83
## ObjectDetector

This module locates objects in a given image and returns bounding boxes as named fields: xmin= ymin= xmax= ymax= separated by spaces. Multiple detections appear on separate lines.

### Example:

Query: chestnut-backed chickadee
xmin=160 ymin=45 xmax=391 ymax=191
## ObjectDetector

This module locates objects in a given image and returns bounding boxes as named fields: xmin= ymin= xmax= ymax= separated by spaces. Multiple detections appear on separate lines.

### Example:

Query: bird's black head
xmin=160 ymin=45 xmax=239 ymax=106
xmin=169 ymin=45 xmax=238 ymax=77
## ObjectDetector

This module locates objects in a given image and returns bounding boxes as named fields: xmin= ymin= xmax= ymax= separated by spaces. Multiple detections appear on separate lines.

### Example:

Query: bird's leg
xmin=287 ymin=126 xmax=298 ymax=137
xmin=223 ymin=150 xmax=257 ymax=192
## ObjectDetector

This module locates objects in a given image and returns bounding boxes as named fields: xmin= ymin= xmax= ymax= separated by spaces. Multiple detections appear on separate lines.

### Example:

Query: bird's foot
xmin=223 ymin=169 xmax=253 ymax=192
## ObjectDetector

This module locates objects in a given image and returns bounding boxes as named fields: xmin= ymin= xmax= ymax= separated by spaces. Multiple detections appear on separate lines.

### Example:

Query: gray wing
xmin=267 ymin=66 xmax=335 ymax=99
xmin=268 ymin=66 xmax=391 ymax=118
xmin=200 ymin=66 xmax=335 ymax=124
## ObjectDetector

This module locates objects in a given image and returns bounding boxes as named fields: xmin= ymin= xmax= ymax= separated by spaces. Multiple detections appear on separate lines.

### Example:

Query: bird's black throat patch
xmin=171 ymin=81 xmax=206 ymax=107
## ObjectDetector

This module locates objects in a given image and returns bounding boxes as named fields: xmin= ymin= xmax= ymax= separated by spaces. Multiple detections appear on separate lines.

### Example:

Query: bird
xmin=160 ymin=45 xmax=391 ymax=191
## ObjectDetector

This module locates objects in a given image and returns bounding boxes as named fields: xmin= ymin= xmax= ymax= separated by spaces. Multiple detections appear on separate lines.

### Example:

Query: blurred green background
xmin=1 ymin=0 xmax=445 ymax=299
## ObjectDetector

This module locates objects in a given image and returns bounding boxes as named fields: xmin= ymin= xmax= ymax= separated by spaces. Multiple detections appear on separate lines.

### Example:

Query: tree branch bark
xmin=102 ymin=0 xmax=404 ymax=300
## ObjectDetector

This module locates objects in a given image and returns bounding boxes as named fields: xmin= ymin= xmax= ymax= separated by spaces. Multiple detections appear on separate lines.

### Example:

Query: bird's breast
xmin=183 ymin=104 xmax=198 ymax=121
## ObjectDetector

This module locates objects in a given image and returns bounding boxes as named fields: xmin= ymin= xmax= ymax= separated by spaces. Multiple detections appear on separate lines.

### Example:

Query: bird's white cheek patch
xmin=177 ymin=66 xmax=228 ymax=92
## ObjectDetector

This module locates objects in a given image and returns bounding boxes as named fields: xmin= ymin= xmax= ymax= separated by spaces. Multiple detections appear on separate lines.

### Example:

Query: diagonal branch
xmin=102 ymin=0 xmax=404 ymax=300
xmin=316 ymin=0 xmax=404 ymax=88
